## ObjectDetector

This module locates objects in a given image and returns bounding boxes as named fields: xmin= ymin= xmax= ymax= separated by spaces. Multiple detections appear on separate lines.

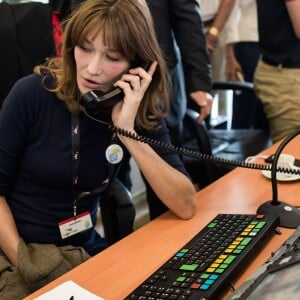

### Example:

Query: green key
xmin=208 ymin=222 xmax=217 ymax=228
xmin=180 ymin=264 xmax=198 ymax=271
xmin=256 ymin=221 xmax=266 ymax=229
xmin=241 ymin=237 xmax=252 ymax=246
xmin=224 ymin=255 xmax=236 ymax=264
xmin=176 ymin=276 xmax=186 ymax=282
xmin=233 ymin=249 xmax=242 ymax=254
xmin=215 ymin=268 xmax=225 ymax=274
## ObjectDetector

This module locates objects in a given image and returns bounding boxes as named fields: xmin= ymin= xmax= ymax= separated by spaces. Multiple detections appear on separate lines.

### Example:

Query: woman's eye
xmin=78 ymin=44 xmax=92 ymax=52
xmin=107 ymin=55 xmax=120 ymax=62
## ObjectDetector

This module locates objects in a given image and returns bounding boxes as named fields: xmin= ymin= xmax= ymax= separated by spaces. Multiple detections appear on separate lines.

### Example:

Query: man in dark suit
xmin=146 ymin=0 xmax=212 ymax=146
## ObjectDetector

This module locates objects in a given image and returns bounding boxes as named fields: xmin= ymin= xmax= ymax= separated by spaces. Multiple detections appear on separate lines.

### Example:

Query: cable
xmin=83 ymin=110 xmax=300 ymax=175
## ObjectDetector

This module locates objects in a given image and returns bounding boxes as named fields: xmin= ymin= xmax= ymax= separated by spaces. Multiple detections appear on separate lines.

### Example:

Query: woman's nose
xmin=87 ymin=54 xmax=102 ymax=75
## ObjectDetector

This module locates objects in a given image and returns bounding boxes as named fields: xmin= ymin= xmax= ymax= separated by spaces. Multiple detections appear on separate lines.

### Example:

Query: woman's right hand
xmin=111 ymin=61 xmax=157 ymax=132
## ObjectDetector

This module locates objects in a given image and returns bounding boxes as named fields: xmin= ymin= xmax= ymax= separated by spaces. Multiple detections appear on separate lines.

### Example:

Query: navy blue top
xmin=257 ymin=0 xmax=300 ymax=67
xmin=0 ymin=74 xmax=188 ymax=254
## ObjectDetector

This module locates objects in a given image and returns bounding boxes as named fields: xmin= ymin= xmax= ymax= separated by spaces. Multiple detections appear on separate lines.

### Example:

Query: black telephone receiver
xmin=79 ymin=60 xmax=151 ymax=114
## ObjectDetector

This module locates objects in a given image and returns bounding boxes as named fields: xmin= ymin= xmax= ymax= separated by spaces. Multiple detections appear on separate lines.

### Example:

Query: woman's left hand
xmin=112 ymin=61 xmax=157 ymax=131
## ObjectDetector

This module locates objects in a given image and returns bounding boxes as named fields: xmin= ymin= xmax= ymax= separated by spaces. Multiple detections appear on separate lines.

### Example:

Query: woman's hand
xmin=0 ymin=196 xmax=20 ymax=267
xmin=190 ymin=91 xmax=213 ymax=123
xmin=112 ymin=61 xmax=157 ymax=131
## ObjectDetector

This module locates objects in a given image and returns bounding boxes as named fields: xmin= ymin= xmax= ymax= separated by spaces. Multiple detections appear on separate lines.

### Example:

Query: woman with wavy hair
xmin=0 ymin=0 xmax=196 ymax=298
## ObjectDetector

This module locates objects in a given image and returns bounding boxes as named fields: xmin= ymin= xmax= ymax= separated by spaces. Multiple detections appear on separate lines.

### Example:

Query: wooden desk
xmin=25 ymin=137 xmax=300 ymax=300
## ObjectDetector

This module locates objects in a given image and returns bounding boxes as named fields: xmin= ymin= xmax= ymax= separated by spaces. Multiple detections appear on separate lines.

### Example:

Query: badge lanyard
xmin=71 ymin=114 xmax=118 ymax=219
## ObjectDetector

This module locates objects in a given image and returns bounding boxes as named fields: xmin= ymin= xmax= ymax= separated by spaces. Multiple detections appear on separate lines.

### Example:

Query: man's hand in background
xmin=190 ymin=91 xmax=213 ymax=123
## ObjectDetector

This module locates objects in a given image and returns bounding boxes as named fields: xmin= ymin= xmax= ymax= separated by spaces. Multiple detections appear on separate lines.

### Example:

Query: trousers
xmin=254 ymin=59 xmax=300 ymax=143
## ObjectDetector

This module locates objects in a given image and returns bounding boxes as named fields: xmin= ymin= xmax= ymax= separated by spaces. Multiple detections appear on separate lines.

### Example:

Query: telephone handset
xmin=79 ymin=61 xmax=151 ymax=114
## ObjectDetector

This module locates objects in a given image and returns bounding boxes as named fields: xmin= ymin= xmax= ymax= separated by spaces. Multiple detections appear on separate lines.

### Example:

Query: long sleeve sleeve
xmin=170 ymin=0 xmax=212 ymax=94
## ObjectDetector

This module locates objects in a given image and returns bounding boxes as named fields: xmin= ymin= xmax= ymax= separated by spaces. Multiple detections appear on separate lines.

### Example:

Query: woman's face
xmin=74 ymin=31 xmax=130 ymax=94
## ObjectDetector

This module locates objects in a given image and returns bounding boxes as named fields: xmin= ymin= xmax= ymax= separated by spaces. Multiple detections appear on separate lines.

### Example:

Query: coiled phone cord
xmin=83 ymin=110 xmax=300 ymax=176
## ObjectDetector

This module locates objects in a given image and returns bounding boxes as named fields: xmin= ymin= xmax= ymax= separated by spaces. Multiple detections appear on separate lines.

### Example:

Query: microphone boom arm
xmin=257 ymin=127 xmax=300 ymax=228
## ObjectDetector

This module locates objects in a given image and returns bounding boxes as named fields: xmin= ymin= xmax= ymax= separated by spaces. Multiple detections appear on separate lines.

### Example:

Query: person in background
xmin=146 ymin=0 xmax=213 ymax=139
xmin=0 ymin=0 xmax=196 ymax=298
xmin=198 ymin=0 xmax=236 ymax=81
xmin=254 ymin=0 xmax=300 ymax=143
xmin=197 ymin=0 xmax=235 ymax=131
xmin=223 ymin=0 xmax=268 ymax=130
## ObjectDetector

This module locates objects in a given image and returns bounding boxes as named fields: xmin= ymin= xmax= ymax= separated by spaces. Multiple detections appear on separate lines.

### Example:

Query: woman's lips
xmin=82 ymin=78 xmax=101 ymax=90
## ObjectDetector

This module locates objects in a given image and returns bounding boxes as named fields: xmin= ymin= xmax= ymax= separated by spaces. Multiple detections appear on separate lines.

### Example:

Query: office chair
xmin=209 ymin=81 xmax=271 ymax=158
xmin=100 ymin=178 xmax=136 ymax=245
xmin=182 ymin=81 xmax=272 ymax=188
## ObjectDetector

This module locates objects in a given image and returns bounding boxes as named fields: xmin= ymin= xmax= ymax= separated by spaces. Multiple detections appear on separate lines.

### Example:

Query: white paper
xmin=34 ymin=280 xmax=104 ymax=300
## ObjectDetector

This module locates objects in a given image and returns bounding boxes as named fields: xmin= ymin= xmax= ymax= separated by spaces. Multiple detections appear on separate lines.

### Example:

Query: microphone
xmin=257 ymin=127 xmax=300 ymax=228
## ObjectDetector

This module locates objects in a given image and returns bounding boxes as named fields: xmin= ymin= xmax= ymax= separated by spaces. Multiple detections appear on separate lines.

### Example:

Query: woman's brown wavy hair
xmin=35 ymin=0 xmax=170 ymax=130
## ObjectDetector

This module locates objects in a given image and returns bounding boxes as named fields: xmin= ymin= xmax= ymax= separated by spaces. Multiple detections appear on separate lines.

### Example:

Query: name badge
xmin=58 ymin=211 xmax=92 ymax=239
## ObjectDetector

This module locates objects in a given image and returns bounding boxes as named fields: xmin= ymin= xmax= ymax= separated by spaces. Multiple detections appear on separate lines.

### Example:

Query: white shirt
xmin=223 ymin=0 xmax=258 ymax=44
xmin=198 ymin=0 xmax=220 ymax=22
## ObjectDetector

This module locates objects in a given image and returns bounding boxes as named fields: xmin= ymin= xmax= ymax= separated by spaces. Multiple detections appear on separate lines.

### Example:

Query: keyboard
xmin=125 ymin=214 xmax=279 ymax=300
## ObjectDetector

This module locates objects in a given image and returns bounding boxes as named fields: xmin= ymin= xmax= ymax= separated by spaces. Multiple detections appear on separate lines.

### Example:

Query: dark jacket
xmin=146 ymin=0 xmax=212 ymax=95
xmin=256 ymin=0 xmax=300 ymax=67
xmin=146 ymin=0 xmax=211 ymax=127
xmin=0 ymin=2 xmax=56 ymax=107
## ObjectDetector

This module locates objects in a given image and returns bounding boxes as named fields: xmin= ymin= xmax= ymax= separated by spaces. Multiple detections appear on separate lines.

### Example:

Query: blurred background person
xmin=223 ymin=0 xmax=269 ymax=130
xmin=199 ymin=0 xmax=236 ymax=81
xmin=146 ymin=0 xmax=213 ymax=145
xmin=254 ymin=0 xmax=300 ymax=143
xmin=198 ymin=0 xmax=236 ymax=129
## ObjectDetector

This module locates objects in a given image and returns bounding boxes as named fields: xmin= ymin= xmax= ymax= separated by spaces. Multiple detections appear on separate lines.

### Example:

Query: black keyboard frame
xmin=126 ymin=214 xmax=280 ymax=300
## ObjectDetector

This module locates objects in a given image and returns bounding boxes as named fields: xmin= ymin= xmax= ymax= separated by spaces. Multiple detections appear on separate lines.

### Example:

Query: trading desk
xmin=25 ymin=137 xmax=300 ymax=300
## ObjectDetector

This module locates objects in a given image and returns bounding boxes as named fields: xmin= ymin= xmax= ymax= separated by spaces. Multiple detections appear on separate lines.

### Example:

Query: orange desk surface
xmin=25 ymin=137 xmax=300 ymax=300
